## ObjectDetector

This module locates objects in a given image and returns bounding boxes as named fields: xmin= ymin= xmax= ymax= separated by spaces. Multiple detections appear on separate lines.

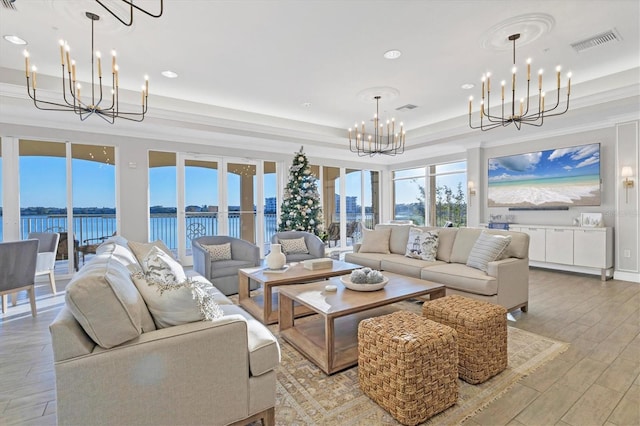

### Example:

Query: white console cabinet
xmin=507 ymin=225 xmax=613 ymax=280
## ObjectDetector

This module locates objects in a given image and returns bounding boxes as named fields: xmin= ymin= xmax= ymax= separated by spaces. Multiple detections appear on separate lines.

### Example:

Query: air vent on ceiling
xmin=571 ymin=29 xmax=621 ymax=53
xmin=396 ymin=104 xmax=418 ymax=111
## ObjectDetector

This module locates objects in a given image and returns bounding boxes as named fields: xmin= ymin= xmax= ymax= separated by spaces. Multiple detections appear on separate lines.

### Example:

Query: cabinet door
xmin=545 ymin=228 xmax=574 ymax=265
xmin=574 ymin=229 xmax=607 ymax=268
xmin=520 ymin=227 xmax=546 ymax=261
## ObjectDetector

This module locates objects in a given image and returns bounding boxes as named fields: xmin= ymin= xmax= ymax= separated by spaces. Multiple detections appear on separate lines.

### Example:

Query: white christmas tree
xmin=278 ymin=147 xmax=324 ymax=237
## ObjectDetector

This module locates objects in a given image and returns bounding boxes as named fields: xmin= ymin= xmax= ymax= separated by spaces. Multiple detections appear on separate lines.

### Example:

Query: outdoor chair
xmin=28 ymin=232 xmax=60 ymax=294
xmin=0 ymin=239 xmax=39 ymax=317
xmin=192 ymin=236 xmax=261 ymax=296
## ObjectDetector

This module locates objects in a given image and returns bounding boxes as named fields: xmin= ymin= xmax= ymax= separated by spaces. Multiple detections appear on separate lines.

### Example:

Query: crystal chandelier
xmin=95 ymin=0 xmax=163 ymax=27
xmin=23 ymin=12 xmax=149 ymax=123
xmin=348 ymin=96 xmax=406 ymax=156
xmin=468 ymin=33 xmax=572 ymax=131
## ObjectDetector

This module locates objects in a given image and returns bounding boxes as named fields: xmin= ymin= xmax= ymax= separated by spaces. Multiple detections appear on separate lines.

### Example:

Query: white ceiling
xmin=0 ymin=0 xmax=639 ymax=164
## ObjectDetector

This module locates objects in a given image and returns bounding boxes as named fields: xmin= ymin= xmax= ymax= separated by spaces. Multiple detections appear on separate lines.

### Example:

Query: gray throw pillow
xmin=466 ymin=232 xmax=512 ymax=272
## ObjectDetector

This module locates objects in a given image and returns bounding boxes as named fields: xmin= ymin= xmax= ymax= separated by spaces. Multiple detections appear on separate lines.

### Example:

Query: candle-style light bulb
xmin=538 ymin=69 xmax=544 ymax=90
xmin=31 ymin=65 xmax=37 ymax=89
xmin=59 ymin=40 xmax=65 ymax=64
xmin=567 ymin=72 xmax=572 ymax=95
xmin=556 ymin=65 xmax=561 ymax=88
xmin=23 ymin=50 xmax=29 ymax=77
xmin=71 ymin=60 xmax=76 ymax=82
xmin=468 ymin=96 xmax=473 ymax=114
xmin=144 ymin=74 xmax=149 ymax=95
xmin=96 ymin=51 xmax=102 ymax=78
xmin=501 ymin=80 xmax=505 ymax=100
xmin=111 ymin=50 xmax=117 ymax=73
xmin=526 ymin=58 xmax=531 ymax=80
xmin=65 ymin=44 xmax=71 ymax=70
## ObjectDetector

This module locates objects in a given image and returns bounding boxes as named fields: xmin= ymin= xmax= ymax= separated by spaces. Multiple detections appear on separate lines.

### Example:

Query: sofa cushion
xmin=486 ymin=229 xmax=529 ymax=259
xmin=279 ymin=237 xmax=309 ymax=254
xmin=435 ymin=228 xmax=459 ymax=262
xmin=65 ymin=253 xmax=156 ymax=349
xmin=375 ymin=224 xmax=412 ymax=255
xmin=420 ymin=263 xmax=498 ymax=296
xmin=381 ymin=255 xmax=444 ymax=279
xmin=96 ymin=241 xmax=140 ymax=267
xmin=128 ymin=239 xmax=175 ymax=264
xmin=344 ymin=251 xmax=388 ymax=270
xmin=132 ymin=247 xmax=224 ymax=329
xmin=202 ymin=243 xmax=232 ymax=261
xmin=405 ymin=227 xmax=438 ymax=261
xmin=360 ymin=227 xmax=391 ymax=254
xmin=185 ymin=271 xmax=235 ymax=306
xmin=220 ymin=305 xmax=281 ymax=377
xmin=467 ymin=232 xmax=512 ymax=272
xmin=450 ymin=228 xmax=484 ymax=264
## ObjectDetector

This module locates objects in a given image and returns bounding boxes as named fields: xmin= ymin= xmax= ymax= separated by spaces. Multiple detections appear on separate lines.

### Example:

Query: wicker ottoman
xmin=358 ymin=311 xmax=458 ymax=426
xmin=423 ymin=295 xmax=507 ymax=384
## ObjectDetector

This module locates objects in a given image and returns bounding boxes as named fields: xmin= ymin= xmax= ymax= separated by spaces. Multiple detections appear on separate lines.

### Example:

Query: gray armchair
xmin=28 ymin=232 xmax=60 ymax=294
xmin=0 ymin=239 xmax=39 ymax=317
xmin=192 ymin=236 xmax=261 ymax=296
xmin=271 ymin=231 xmax=326 ymax=262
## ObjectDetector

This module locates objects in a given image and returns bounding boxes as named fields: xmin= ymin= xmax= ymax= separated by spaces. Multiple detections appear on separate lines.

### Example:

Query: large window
xmin=430 ymin=162 xmax=467 ymax=227
xmin=393 ymin=161 xmax=467 ymax=227
xmin=393 ymin=167 xmax=426 ymax=225
xmin=0 ymin=142 xmax=3 ymax=241
xmin=149 ymin=151 xmax=178 ymax=250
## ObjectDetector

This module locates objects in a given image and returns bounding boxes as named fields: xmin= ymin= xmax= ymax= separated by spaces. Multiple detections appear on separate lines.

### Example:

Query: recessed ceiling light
xmin=161 ymin=70 xmax=178 ymax=78
xmin=461 ymin=83 xmax=475 ymax=90
xmin=383 ymin=49 xmax=402 ymax=60
xmin=301 ymin=102 xmax=312 ymax=108
xmin=3 ymin=35 xmax=27 ymax=45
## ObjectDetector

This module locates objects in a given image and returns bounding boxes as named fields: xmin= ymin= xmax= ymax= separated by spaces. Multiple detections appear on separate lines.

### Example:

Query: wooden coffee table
xmin=278 ymin=272 xmax=446 ymax=375
xmin=238 ymin=260 xmax=361 ymax=324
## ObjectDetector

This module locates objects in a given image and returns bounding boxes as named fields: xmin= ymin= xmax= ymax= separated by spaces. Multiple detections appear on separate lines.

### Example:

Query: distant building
xmin=265 ymin=197 xmax=277 ymax=213
xmin=334 ymin=195 xmax=359 ymax=214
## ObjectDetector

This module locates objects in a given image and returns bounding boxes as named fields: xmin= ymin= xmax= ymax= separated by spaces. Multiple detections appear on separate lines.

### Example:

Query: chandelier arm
xmin=543 ymin=95 xmax=570 ymax=118
xmin=118 ymin=0 xmax=163 ymax=18
xmin=60 ymin=67 xmax=77 ymax=107
xmin=95 ymin=0 xmax=134 ymax=26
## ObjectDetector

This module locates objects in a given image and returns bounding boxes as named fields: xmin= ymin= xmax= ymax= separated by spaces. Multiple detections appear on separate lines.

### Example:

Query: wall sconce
xmin=621 ymin=166 xmax=634 ymax=203
xmin=468 ymin=181 xmax=477 ymax=196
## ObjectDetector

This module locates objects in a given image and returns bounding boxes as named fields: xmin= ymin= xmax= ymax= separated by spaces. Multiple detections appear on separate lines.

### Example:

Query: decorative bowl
xmin=340 ymin=275 xmax=389 ymax=291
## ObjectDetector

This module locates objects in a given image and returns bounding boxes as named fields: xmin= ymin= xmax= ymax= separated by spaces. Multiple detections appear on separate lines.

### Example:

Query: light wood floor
xmin=1 ymin=268 xmax=638 ymax=426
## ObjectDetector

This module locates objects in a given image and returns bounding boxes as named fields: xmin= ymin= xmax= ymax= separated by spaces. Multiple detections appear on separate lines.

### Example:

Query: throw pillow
xmin=466 ymin=232 xmax=512 ymax=272
xmin=405 ymin=228 xmax=439 ymax=261
xmin=132 ymin=246 xmax=224 ymax=328
xmin=128 ymin=239 xmax=175 ymax=266
xmin=279 ymin=237 xmax=309 ymax=254
xmin=359 ymin=227 xmax=391 ymax=254
xmin=202 ymin=242 xmax=232 ymax=261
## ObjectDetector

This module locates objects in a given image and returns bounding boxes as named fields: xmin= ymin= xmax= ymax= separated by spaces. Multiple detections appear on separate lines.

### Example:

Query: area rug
xmin=260 ymin=299 xmax=569 ymax=425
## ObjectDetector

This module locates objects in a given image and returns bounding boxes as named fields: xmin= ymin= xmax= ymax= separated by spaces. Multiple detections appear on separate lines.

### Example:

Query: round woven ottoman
xmin=423 ymin=295 xmax=507 ymax=384
xmin=358 ymin=311 xmax=458 ymax=426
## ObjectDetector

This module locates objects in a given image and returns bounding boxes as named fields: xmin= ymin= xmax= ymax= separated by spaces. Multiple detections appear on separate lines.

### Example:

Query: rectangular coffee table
xmin=278 ymin=272 xmax=446 ymax=375
xmin=238 ymin=260 xmax=361 ymax=324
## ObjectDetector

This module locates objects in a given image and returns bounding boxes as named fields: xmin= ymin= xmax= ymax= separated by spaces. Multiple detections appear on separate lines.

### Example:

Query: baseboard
xmin=613 ymin=270 xmax=640 ymax=283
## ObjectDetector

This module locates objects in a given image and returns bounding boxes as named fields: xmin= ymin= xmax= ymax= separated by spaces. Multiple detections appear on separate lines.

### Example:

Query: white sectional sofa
xmin=49 ymin=236 xmax=280 ymax=426
xmin=345 ymin=224 xmax=530 ymax=312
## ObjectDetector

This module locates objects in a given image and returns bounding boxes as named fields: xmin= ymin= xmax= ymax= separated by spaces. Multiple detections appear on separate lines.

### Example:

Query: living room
xmin=1 ymin=1 xmax=639 ymax=425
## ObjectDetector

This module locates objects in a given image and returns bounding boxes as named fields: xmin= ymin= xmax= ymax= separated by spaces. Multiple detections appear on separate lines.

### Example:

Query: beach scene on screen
xmin=488 ymin=143 xmax=601 ymax=208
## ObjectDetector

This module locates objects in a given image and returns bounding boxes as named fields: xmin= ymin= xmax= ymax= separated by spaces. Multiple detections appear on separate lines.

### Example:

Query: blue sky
xmin=488 ymin=143 xmax=600 ymax=182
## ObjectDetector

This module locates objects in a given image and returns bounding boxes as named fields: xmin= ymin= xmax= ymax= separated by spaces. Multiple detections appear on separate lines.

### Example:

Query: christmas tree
xmin=278 ymin=147 xmax=325 ymax=237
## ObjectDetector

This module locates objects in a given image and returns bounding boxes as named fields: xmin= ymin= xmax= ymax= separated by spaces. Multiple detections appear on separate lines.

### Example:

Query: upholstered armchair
xmin=28 ymin=232 xmax=60 ymax=294
xmin=192 ymin=236 xmax=261 ymax=295
xmin=271 ymin=231 xmax=326 ymax=262
xmin=0 ymin=239 xmax=39 ymax=316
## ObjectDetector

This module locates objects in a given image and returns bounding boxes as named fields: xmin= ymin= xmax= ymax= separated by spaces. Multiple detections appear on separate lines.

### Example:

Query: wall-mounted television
xmin=488 ymin=143 xmax=601 ymax=208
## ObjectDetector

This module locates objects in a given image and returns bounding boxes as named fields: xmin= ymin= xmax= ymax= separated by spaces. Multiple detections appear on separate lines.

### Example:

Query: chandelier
xmin=468 ymin=33 xmax=571 ymax=131
xmin=348 ymin=96 xmax=406 ymax=156
xmin=95 ymin=0 xmax=163 ymax=27
xmin=23 ymin=11 xmax=148 ymax=123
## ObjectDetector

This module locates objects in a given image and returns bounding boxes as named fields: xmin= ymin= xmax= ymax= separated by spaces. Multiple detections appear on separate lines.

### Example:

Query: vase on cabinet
xmin=266 ymin=244 xmax=286 ymax=270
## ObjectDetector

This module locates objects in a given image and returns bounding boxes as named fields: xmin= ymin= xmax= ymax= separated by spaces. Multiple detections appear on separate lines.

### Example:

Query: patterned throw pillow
xmin=128 ymin=239 xmax=176 ymax=266
xmin=466 ymin=231 xmax=512 ymax=272
xmin=405 ymin=228 xmax=439 ymax=261
xmin=279 ymin=237 xmax=309 ymax=254
xmin=131 ymin=246 xmax=223 ymax=328
xmin=202 ymin=243 xmax=232 ymax=261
